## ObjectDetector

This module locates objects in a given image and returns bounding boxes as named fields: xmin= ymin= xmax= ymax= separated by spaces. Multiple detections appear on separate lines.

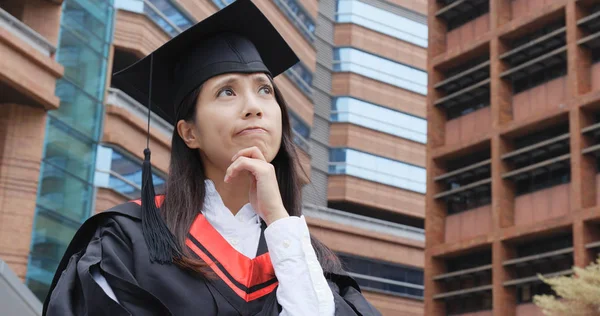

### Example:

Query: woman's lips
xmin=237 ymin=127 xmax=268 ymax=136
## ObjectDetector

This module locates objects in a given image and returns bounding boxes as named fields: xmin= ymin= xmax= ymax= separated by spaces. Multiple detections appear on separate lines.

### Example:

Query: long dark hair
xmin=161 ymin=76 xmax=342 ymax=276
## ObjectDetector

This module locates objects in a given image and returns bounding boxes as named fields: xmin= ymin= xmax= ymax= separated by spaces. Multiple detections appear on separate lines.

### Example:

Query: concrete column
xmin=3 ymin=0 xmax=63 ymax=47
xmin=0 ymin=104 xmax=47 ymax=280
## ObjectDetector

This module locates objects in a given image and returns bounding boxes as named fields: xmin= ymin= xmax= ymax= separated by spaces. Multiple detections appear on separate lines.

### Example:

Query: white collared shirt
xmin=93 ymin=180 xmax=335 ymax=315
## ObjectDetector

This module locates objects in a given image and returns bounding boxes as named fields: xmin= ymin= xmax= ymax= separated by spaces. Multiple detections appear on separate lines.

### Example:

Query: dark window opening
xmin=446 ymin=250 xmax=492 ymax=272
xmin=442 ymin=150 xmax=492 ymax=215
xmin=446 ymin=291 xmax=493 ymax=315
xmin=446 ymin=92 xmax=491 ymax=120
xmin=512 ymin=62 xmax=567 ymax=94
xmin=444 ymin=55 xmax=490 ymax=79
xmin=508 ymin=234 xmax=573 ymax=303
xmin=508 ymin=125 xmax=571 ymax=191
xmin=441 ymin=250 xmax=493 ymax=314
xmin=517 ymin=283 xmax=554 ymax=304
xmin=593 ymin=48 xmax=600 ymax=64
xmin=328 ymin=201 xmax=425 ymax=229
xmin=579 ymin=3 xmax=600 ymax=36
xmin=338 ymin=253 xmax=424 ymax=298
xmin=508 ymin=21 xmax=565 ymax=53
xmin=514 ymin=164 xmax=570 ymax=196
xmin=446 ymin=186 xmax=492 ymax=215
xmin=439 ymin=0 xmax=490 ymax=31
xmin=111 ymin=49 xmax=141 ymax=88
xmin=515 ymin=233 xmax=573 ymax=257
xmin=513 ymin=124 xmax=569 ymax=150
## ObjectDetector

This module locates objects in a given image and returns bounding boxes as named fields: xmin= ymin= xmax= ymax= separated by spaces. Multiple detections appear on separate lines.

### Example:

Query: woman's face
xmin=177 ymin=72 xmax=283 ymax=171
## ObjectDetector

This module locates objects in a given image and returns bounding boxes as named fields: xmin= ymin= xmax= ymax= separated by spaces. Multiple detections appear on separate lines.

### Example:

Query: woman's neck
xmin=206 ymin=168 xmax=252 ymax=216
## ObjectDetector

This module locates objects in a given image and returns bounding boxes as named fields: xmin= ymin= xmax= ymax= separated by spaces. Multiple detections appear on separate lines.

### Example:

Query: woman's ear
xmin=176 ymin=119 xmax=201 ymax=149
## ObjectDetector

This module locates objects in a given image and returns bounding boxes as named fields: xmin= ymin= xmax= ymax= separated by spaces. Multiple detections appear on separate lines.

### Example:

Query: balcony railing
xmin=303 ymin=203 xmax=425 ymax=241
xmin=106 ymin=88 xmax=174 ymax=137
xmin=0 ymin=7 xmax=56 ymax=57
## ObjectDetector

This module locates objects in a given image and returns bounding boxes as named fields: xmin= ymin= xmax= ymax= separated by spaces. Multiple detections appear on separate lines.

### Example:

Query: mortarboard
xmin=111 ymin=0 xmax=299 ymax=264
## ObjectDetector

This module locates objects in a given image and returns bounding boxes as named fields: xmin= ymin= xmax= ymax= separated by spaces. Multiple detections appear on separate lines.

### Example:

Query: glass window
xmin=95 ymin=145 xmax=166 ymax=199
xmin=53 ymin=80 xmax=104 ymax=139
xmin=27 ymin=206 xmax=81 ymax=301
xmin=329 ymin=148 xmax=426 ymax=193
xmin=211 ymin=0 xmax=235 ymax=9
xmin=333 ymin=48 xmax=427 ymax=95
xmin=147 ymin=0 xmax=194 ymax=31
xmin=289 ymin=112 xmax=311 ymax=152
xmin=337 ymin=253 xmax=424 ymax=298
xmin=336 ymin=0 xmax=427 ymax=47
xmin=57 ymin=29 xmax=107 ymax=101
xmin=274 ymin=0 xmax=315 ymax=42
xmin=332 ymin=97 xmax=427 ymax=143
xmin=286 ymin=62 xmax=313 ymax=96
xmin=116 ymin=0 xmax=194 ymax=37
xmin=44 ymin=117 xmax=96 ymax=181
xmin=37 ymin=162 xmax=95 ymax=223
xmin=63 ymin=0 xmax=109 ymax=54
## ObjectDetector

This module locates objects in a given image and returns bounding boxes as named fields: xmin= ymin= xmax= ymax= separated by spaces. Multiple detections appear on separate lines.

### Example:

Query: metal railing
xmin=303 ymin=203 xmax=425 ymax=241
xmin=0 ymin=7 xmax=56 ymax=56
xmin=106 ymin=88 xmax=174 ymax=137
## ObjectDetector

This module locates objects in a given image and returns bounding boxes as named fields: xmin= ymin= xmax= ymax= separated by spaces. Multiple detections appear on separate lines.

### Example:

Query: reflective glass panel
xmin=286 ymin=62 xmax=313 ymax=96
xmin=332 ymin=97 xmax=427 ymax=143
xmin=336 ymin=0 xmax=427 ymax=47
xmin=53 ymin=80 xmax=103 ymax=138
xmin=338 ymin=253 xmax=424 ymax=298
xmin=37 ymin=163 xmax=94 ymax=223
xmin=329 ymin=148 xmax=426 ymax=193
xmin=333 ymin=48 xmax=427 ymax=95
xmin=274 ymin=0 xmax=315 ymax=41
xmin=27 ymin=207 xmax=80 ymax=301
xmin=95 ymin=146 xmax=166 ymax=199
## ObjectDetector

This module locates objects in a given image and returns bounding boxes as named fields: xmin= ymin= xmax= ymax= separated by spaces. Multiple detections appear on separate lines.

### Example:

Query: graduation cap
xmin=112 ymin=0 xmax=299 ymax=264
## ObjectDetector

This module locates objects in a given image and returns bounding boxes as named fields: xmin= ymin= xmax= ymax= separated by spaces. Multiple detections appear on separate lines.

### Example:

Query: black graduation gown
xmin=42 ymin=200 xmax=382 ymax=316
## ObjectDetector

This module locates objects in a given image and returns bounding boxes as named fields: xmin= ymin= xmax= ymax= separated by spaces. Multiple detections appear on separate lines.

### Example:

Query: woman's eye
xmin=259 ymin=86 xmax=273 ymax=95
xmin=217 ymin=88 xmax=235 ymax=97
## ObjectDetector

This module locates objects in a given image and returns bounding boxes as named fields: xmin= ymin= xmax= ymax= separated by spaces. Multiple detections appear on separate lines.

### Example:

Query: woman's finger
xmin=231 ymin=146 xmax=266 ymax=162
xmin=225 ymin=156 xmax=268 ymax=182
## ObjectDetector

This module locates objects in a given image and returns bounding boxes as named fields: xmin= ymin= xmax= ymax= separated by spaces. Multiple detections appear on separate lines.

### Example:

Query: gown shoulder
xmin=42 ymin=201 xmax=173 ymax=316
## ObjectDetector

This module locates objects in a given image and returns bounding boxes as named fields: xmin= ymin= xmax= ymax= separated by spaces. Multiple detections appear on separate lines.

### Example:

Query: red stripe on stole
xmin=131 ymin=196 xmax=278 ymax=301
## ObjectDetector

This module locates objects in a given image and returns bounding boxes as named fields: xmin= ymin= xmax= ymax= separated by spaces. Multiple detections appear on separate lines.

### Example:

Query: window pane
xmin=27 ymin=207 xmax=79 ymax=301
xmin=95 ymin=146 xmax=167 ymax=199
xmin=53 ymin=80 xmax=103 ymax=138
xmin=337 ymin=253 xmax=424 ymax=298
xmin=285 ymin=62 xmax=313 ymax=96
xmin=274 ymin=0 xmax=315 ymax=41
xmin=45 ymin=117 xmax=96 ymax=181
xmin=38 ymin=163 xmax=94 ymax=223
xmin=329 ymin=148 xmax=426 ymax=193
xmin=57 ymin=29 xmax=107 ymax=100
xmin=332 ymin=97 xmax=427 ymax=143
xmin=336 ymin=0 xmax=427 ymax=47
xmin=334 ymin=48 xmax=427 ymax=95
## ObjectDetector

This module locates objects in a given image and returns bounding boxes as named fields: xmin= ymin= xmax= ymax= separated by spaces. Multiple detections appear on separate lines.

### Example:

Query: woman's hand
xmin=224 ymin=146 xmax=289 ymax=225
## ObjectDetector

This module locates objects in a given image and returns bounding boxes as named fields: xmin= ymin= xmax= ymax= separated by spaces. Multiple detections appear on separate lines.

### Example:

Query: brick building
xmin=0 ymin=0 xmax=428 ymax=314
xmin=425 ymin=0 xmax=600 ymax=315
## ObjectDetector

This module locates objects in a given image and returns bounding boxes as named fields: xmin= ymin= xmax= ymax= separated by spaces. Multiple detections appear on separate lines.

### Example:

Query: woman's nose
xmin=245 ymin=110 xmax=262 ymax=117
xmin=243 ymin=96 xmax=263 ymax=118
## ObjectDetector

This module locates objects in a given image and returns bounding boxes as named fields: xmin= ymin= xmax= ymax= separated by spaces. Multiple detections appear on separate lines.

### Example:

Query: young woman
xmin=43 ymin=1 xmax=380 ymax=315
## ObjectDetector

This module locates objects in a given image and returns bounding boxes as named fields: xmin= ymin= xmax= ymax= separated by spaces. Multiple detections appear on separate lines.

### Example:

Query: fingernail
xmin=224 ymin=175 xmax=228 ymax=183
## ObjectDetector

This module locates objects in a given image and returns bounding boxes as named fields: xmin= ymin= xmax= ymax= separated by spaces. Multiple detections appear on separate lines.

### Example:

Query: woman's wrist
xmin=264 ymin=207 xmax=289 ymax=226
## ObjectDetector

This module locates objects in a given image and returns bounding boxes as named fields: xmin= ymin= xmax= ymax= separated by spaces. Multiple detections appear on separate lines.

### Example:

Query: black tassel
xmin=141 ymin=148 xmax=181 ymax=263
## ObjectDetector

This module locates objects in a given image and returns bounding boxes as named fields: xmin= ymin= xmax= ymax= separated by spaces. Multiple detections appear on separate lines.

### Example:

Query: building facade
xmin=0 ymin=0 xmax=428 ymax=315
xmin=425 ymin=0 xmax=600 ymax=315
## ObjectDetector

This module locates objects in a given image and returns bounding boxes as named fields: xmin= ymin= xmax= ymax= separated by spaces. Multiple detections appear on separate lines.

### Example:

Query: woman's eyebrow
xmin=252 ymin=75 xmax=271 ymax=85
xmin=212 ymin=76 xmax=239 ymax=89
